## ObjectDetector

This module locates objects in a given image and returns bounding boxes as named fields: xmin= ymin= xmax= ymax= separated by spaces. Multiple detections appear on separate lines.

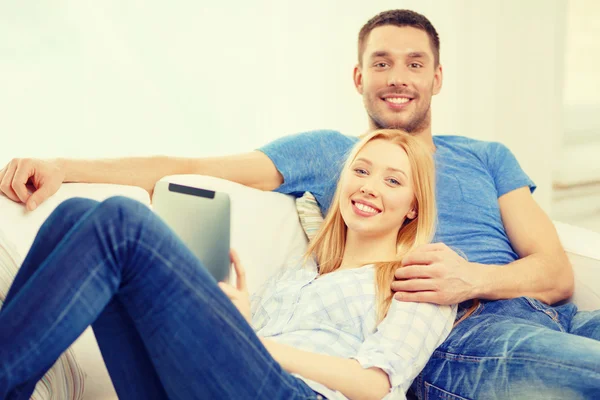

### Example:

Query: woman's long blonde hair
xmin=306 ymin=129 xmax=437 ymax=322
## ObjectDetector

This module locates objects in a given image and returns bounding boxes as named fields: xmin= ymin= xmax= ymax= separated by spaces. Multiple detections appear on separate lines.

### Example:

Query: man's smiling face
xmin=354 ymin=25 xmax=443 ymax=134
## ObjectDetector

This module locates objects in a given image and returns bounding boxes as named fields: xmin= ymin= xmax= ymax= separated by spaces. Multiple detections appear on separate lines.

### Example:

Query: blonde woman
xmin=0 ymin=130 xmax=455 ymax=400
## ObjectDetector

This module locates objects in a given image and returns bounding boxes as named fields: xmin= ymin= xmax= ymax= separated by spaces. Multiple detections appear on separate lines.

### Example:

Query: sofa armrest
xmin=0 ymin=183 xmax=149 ymax=400
xmin=553 ymin=220 xmax=600 ymax=311
xmin=0 ymin=183 xmax=150 ymax=259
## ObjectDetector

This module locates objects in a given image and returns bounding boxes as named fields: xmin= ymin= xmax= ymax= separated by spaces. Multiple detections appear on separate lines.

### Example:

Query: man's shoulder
xmin=434 ymin=134 xmax=491 ymax=147
xmin=260 ymin=129 xmax=357 ymax=159
xmin=300 ymin=129 xmax=358 ymax=145
xmin=434 ymin=134 xmax=507 ymax=157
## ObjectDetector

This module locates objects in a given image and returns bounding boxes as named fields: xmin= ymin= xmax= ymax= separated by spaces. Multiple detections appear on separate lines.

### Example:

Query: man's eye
xmin=409 ymin=63 xmax=423 ymax=68
xmin=374 ymin=62 xmax=388 ymax=68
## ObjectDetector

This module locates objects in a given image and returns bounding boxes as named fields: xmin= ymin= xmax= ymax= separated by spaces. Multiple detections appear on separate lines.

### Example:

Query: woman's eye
xmin=388 ymin=178 xmax=401 ymax=185
xmin=354 ymin=168 xmax=368 ymax=175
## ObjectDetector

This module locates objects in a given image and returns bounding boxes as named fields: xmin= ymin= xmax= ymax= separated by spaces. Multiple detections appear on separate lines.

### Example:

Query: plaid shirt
xmin=251 ymin=258 xmax=457 ymax=399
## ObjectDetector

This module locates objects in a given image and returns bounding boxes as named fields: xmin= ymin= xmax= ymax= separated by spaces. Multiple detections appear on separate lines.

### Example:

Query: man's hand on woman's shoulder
xmin=392 ymin=243 xmax=486 ymax=305
xmin=0 ymin=158 xmax=65 ymax=211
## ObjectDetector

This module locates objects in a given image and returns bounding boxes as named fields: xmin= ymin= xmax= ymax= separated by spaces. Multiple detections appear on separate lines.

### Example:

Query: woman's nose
xmin=360 ymin=185 xmax=377 ymax=197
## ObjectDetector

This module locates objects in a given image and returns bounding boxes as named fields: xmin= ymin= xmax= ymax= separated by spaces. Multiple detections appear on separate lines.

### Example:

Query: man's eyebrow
xmin=369 ymin=50 xmax=391 ymax=60
xmin=407 ymin=51 xmax=429 ymax=60
xmin=368 ymin=50 xmax=430 ymax=61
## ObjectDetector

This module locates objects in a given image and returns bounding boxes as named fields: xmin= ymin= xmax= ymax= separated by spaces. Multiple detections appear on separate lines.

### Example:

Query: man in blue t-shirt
xmin=2 ymin=9 xmax=599 ymax=399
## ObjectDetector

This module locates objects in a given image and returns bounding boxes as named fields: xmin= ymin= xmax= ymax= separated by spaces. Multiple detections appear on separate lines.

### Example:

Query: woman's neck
xmin=339 ymin=230 xmax=398 ymax=270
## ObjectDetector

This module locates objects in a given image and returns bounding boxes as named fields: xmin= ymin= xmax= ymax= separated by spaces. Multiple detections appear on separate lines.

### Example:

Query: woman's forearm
xmin=260 ymin=338 xmax=390 ymax=400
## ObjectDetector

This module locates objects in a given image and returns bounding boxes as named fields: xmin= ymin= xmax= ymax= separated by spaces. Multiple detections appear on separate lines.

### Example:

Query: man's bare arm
xmin=393 ymin=187 xmax=574 ymax=305
xmin=481 ymin=186 xmax=574 ymax=304
xmin=0 ymin=152 xmax=283 ymax=210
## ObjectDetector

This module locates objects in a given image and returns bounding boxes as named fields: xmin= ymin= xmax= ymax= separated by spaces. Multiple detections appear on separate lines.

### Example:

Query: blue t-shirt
xmin=259 ymin=130 xmax=535 ymax=266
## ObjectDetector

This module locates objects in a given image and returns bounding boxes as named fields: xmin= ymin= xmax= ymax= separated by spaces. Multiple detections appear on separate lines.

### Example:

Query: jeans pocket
xmin=523 ymin=297 xmax=565 ymax=330
xmin=524 ymin=297 xmax=558 ymax=317
xmin=424 ymin=382 xmax=470 ymax=400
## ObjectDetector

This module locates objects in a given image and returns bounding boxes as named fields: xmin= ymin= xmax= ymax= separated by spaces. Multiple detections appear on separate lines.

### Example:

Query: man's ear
xmin=432 ymin=64 xmax=443 ymax=96
xmin=353 ymin=65 xmax=364 ymax=95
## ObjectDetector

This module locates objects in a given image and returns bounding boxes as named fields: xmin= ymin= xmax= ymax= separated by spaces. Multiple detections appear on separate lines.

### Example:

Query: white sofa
xmin=1 ymin=175 xmax=599 ymax=400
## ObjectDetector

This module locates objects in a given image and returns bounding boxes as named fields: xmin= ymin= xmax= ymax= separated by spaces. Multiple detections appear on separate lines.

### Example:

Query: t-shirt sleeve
xmin=486 ymin=142 xmax=536 ymax=197
xmin=351 ymin=300 xmax=457 ymax=398
xmin=257 ymin=130 xmax=354 ymax=202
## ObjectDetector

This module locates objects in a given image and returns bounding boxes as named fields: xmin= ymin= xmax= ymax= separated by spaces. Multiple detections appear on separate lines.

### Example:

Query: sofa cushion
xmin=0 ymin=227 xmax=85 ymax=400
xmin=295 ymin=191 xmax=324 ymax=241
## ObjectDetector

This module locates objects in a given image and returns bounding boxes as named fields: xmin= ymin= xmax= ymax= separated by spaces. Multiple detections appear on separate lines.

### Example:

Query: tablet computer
xmin=152 ymin=181 xmax=231 ymax=282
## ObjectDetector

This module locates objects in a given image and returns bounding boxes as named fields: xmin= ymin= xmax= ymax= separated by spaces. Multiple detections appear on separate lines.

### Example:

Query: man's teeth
xmin=355 ymin=202 xmax=379 ymax=214
xmin=386 ymin=97 xmax=410 ymax=104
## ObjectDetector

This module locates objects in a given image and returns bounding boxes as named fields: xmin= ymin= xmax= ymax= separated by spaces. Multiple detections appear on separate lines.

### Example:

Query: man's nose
xmin=387 ymin=65 xmax=409 ymax=87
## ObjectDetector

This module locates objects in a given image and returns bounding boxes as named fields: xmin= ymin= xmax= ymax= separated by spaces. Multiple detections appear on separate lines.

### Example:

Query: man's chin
xmin=372 ymin=117 xmax=411 ymax=131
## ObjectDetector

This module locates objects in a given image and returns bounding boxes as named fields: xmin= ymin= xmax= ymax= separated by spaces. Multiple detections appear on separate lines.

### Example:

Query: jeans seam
xmin=424 ymin=381 xmax=470 ymax=400
xmin=523 ymin=297 xmax=565 ymax=332
xmin=454 ymin=301 xmax=485 ymax=328
xmin=431 ymin=351 xmax=600 ymax=378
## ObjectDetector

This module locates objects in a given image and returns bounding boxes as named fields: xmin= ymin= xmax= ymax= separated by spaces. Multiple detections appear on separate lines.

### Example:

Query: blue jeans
xmin=0 ymin=197 xmax=322 ymax=400
xmin=412 ymin=298 xmax=600 ymax=399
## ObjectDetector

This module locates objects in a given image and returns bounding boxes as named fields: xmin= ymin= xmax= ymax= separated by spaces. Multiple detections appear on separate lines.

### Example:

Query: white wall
xmin=551 ymin=0 xmax=600 ymax=233
xmin=564 ymin=0 xmax=600 ymax=108
xmin=0 ymin=0 xmax=566 ymax=211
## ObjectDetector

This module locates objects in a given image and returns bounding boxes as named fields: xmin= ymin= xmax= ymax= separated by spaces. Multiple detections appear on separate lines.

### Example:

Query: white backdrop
xmin=0 ymin=0 xmax=566 ymax=211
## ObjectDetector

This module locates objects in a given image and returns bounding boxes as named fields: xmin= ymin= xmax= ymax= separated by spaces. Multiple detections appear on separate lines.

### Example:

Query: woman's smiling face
xmin=340 ymin=138 xmax=417 ymax=239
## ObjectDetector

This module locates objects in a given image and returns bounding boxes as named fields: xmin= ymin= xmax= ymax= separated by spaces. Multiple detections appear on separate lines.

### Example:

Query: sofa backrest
xmin=156 ymin=175 xmax=308 ymax=294
xmin=1 ymin=177 xmax=598 ymax=311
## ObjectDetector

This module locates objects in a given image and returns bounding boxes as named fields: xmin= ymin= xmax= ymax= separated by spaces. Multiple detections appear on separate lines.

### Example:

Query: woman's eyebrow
xmin=355 ymin=158 xmax=407 ymax=178
xmin=386 ymin=167 xmax=408 ymax=178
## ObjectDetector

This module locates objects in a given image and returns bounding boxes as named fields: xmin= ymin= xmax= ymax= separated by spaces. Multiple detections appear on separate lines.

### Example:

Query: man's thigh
xmin=412 ymin=298 xmax=600 ymax=400
xmin=570 ymin=308 xmax=600 ymax=340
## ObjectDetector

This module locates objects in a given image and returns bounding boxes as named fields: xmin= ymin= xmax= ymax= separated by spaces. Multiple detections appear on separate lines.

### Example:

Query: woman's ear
xmin=406 ymin=208 xmax=417 ymax=220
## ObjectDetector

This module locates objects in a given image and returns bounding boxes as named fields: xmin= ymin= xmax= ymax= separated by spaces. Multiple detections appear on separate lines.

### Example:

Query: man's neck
xmin=366 ymin=125 xmax=436 ymax=153
xmin=408 ymin=129 xmax=436 ymax=153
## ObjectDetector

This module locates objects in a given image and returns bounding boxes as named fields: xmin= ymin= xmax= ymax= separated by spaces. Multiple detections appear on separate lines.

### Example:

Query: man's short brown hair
xmin=358 ymin=9 xmax=440 ymax=66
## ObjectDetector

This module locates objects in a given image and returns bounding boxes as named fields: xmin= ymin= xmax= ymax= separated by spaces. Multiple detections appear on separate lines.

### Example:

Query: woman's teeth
xmin=355 ymin=202 xmax=379 ymax=214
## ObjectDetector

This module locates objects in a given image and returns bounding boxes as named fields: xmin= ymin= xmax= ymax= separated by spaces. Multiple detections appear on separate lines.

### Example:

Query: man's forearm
xmin=475 ymin=252 xmax=574 ymax=304
xmin=56 ymin=151 xmax=283 ymax=195
xmin=261 ymin=338 xmax=389 ymax=400
xmin=57 ymin=156 xmax=198 ymax=193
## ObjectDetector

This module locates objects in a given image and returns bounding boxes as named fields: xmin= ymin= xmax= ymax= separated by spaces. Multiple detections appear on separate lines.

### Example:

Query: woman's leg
xmin=1 ymin=198 xmax=168 ymax=399
xmin=0 ymin=197 xmax=319 ymax=400
xmin=92 ymin=300 xmax=169 ymax=399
